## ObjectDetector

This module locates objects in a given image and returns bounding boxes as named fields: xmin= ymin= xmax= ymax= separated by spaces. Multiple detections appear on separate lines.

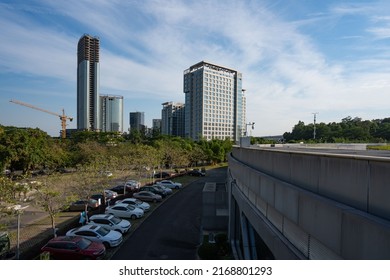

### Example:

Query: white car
xmin=105 ymin=203 xmax=144 ymax=219
xmin=89 ymin=214 xmax=131 ymax=234
xmin=156 ymin=180 xmax=182 ymax=189
xmin=115 ymin=198 xmax=150 ymax=212
xmin=66 ymin=224 xmax=122 ymax=248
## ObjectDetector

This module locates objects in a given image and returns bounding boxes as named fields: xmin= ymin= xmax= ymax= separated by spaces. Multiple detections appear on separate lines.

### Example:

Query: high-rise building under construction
xmin=77 ymin=34 xmax=101 ymax=131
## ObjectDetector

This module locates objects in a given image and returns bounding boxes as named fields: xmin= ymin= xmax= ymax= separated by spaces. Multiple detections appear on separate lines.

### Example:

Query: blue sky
xmin=1 ymin=0 xmax=390 ymax=137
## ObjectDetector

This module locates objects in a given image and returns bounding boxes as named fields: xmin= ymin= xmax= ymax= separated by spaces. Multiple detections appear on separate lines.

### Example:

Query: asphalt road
xmin=111 ymin=166 xmax=227 ymax=260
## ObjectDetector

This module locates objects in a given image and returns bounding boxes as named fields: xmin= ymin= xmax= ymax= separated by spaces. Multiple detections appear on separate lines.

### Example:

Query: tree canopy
xmin=0 ymin=125 xmax=234 ymax=175
xmin=283 ymin=116 xmax=390 ymax=143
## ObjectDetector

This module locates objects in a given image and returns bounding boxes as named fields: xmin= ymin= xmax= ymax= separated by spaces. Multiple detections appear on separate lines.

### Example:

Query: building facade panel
xmin=77 ymin=60 xmax=89 ymax=129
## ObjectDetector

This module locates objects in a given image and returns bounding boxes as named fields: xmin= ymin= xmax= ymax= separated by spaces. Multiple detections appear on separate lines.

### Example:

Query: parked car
xmin=68 ymin=199 xmax=99 ymax=211
xmin=156 ymin=180 xmax=183 ymax=189
xmin=90 ymin=194 xmax=105 ymax=206
xmin=90 ymin=190 xmax=118 ymax=206
xmin=89 ymin=214 xmax=131 ymax=234
xmin=153 ymin=184 xmax=173 ymax=195
xmin=187 ymin=169 xmax=205 ymax=177
xmin=104 ymin=189 xmax=118 ymax=199
xmin=105 ymin=203 xmax=144 ymax=220
xmin=142 ymin=185 xmax=167 ymax=198
xmin=115 ymin=198 xmax=150 ymax=212
xmin=153 ymin=171 xmax=171 ymax=178
xmin=125 ymin=180 xmax=141 ymax=190
xmin=110 ymin=184 xmax=136 ymax=196
xmin=66 ymin=224 xmax=123 ymax=248
xmin=41 ymin=236 xmax=106 ymax=260
xmin=133 ymin=191 xmax=162 ymax=203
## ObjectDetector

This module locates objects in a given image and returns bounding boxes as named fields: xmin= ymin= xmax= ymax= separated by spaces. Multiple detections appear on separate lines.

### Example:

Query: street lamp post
xmin=312 ymin=112 xmax=319 ymax=140
xmin=245 ymin=122 xmax=255 ymax=136
xmin=11 ymin=204 xmax=29 ymax=260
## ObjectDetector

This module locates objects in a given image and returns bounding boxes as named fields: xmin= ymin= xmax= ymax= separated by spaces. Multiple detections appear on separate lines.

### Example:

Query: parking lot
xmin=3 ymin=169 xmax=217 ymax=259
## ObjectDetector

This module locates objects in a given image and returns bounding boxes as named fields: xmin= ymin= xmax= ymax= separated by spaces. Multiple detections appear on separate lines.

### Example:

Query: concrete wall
xmin=228 ymin=147 xmax=390 ymax=259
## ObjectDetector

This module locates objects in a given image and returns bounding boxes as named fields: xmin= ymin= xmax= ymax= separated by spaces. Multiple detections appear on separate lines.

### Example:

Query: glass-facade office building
xmin=183 ymin=61 xmax=246 ymax=141
xmin=100 ymin=95 xmax=123 ymax=132
xmin=129 ymin=112 xmax=145 ymax=131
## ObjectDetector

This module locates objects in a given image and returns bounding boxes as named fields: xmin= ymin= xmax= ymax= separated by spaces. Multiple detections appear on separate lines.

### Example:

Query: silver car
xmin=156 ymin=180 xmax=182 ymax=189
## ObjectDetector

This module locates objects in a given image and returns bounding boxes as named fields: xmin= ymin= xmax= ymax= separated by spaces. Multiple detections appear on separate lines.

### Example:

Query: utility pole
xmin=312 ymin=112 xmax=319 ymax=140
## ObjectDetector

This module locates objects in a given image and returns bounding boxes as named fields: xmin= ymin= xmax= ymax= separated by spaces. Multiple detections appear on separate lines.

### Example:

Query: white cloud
xmin=1 ymin=0 xmax=390 ymax=137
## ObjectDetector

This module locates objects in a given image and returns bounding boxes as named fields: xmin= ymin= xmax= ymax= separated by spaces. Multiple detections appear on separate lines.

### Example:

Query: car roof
xmin=78 ymin=224 xmax=100 ymax=231
xmin=137 ymin=191 xmax=153 ymax=194
xmin=111 ymin=203 xmax=133 ymax=207
xmin=121 ymin=198 xmax=136 ymax=201
xmin=49 ymin=236 xmax=81 ymax=242
xmin=90 ymin=214 xmax=114 ymax=220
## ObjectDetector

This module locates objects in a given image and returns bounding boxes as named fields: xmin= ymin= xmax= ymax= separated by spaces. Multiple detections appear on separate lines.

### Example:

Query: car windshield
xmin=134 ymin=199 xmax=142 ymax=205
xmin=109 ymin=216 xmax=122 ymax=225
xmin=76 ymin=238 xmax=92 ymax=249
xmin=126 ymin=205 xmax=135 ymax=210
xmin=96 ymin=227 xmax=110 ymax=236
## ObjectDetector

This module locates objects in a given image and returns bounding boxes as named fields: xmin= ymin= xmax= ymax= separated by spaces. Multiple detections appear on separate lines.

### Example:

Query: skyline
xmin=1 ymin=0 xmax=390 ymax=137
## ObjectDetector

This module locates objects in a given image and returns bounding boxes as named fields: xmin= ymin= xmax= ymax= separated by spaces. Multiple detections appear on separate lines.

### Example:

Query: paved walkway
xmin=6 ymin=207 xmax=79 ymax=259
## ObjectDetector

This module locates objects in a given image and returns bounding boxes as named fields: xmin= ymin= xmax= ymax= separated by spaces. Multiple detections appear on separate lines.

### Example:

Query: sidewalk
xmin=7 ymin=209 xmax=80 ymax=259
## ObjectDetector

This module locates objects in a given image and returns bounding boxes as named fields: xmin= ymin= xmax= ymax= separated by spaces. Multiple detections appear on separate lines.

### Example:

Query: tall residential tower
xmin=77 ymin=34 xmax=101 ymax=131
xmin=161 ymin=102 xmax=185 ymax=137
xmin=183 ymin=61 xmax=245 ymax=141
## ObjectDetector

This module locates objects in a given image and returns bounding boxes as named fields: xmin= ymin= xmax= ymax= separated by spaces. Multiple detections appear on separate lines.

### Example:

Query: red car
xmin=41 ymin=236 xmax=106 ymax=260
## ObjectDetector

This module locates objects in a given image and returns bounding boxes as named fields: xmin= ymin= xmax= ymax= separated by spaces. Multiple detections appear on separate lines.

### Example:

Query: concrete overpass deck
xmin=227 ymin=144 xmax=390 ymax=260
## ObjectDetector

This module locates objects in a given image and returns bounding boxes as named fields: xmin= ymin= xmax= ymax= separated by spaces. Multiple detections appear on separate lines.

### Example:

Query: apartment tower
xmin=77 ymin=34 xmax=101 ymax=131
xmin=183 ymin=61 xmax=245 ymax=141
xmin=161 ymin=102 xmax=185 ymax=137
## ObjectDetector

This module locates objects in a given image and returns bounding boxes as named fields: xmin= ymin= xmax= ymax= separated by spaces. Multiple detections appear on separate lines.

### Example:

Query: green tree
xmin=33 ymin=177 xmax=73 ymax=237
xmin=0 ymin=127 xmax=52 ymax=173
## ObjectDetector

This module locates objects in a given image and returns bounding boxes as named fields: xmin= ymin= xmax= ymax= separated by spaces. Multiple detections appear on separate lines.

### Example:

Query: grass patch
xmin=367 ymin=145 xmax=390 ymax=150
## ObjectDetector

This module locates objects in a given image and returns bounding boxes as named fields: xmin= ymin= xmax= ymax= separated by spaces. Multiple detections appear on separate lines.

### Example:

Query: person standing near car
xmin=79 ymin=211 xmax=87 ymax=226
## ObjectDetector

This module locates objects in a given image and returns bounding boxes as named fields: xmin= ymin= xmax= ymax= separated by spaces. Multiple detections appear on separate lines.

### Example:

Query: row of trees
xmin=0 ymin=126 xmax=233 ymax=175
xmin=283 ymin=116 xmax=390 ymax=143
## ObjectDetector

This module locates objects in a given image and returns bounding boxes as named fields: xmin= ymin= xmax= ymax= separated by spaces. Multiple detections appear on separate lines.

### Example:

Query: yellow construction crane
xmin=9 ymin=99 xmax=73 ymax=139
